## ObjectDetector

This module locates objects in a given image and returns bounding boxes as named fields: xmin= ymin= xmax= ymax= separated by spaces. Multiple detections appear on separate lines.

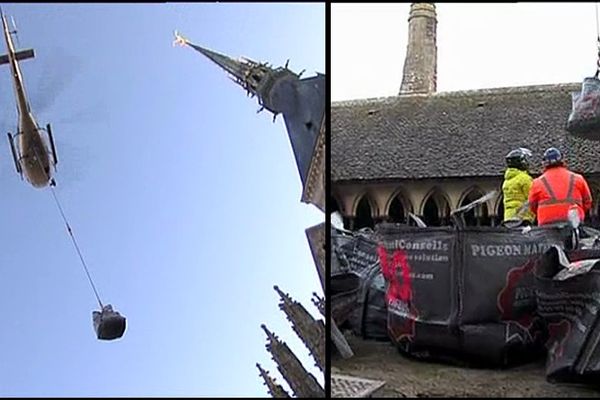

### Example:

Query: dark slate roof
xmin=332 ymin=83 xmax=600 ymax=182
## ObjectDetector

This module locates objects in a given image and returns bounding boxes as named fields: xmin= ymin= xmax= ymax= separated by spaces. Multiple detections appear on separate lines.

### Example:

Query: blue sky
xmin=0 ymin=3 xmax=324 ymax=397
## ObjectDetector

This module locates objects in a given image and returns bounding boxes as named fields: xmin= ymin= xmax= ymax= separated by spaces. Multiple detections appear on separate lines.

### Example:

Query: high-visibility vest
xmin=534 ymin=170 xmax=588 ymax=225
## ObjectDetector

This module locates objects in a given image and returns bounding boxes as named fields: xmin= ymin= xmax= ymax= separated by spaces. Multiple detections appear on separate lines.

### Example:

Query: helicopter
xmin=0 ymin=9 xmax=127 ymax=341
xmin=0 ymin=9 xmax=57 ymax=188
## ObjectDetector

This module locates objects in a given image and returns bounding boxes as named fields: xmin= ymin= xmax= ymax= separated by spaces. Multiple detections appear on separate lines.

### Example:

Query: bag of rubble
xmin=334 ymin=228 xmax=380 ymax=277
xmin=376 ymin=224 xmax=461 ymax=360
xmin=331 ymin=272 xmax=361 ymax=327
xmin=566 ymin=77 xmax=600 ymax=140
xmin=332 ymin=226 xmax=383 ymax=330
xmin=347 ymin=261 xmax=389 ymax=341
xmin=535 ymin=245 xmax=600 ymax=382
xmin=376 ymin=222 xmax=565 ymax=367
xmin=459 ymin=226 xmax=565 ymax=367
xmin=93 ymin=304 xmax=126 ymax=341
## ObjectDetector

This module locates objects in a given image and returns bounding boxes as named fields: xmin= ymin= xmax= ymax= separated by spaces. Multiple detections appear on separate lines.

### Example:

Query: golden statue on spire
xmin=172 ymin=30 xmax=189 ymax=47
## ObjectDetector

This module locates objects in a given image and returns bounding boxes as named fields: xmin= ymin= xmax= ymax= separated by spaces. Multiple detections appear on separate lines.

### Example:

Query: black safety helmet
xmin=505 ymin=148 xmax=532 ymax=171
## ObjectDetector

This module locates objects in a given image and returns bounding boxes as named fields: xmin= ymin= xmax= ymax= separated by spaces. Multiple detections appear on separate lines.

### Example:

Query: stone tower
xmin=399 ymin=3 xmax=437 ymax=95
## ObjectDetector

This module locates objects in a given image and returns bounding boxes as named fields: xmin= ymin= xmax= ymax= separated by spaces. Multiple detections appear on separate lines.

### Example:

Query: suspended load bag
xmin=566 ymin=77 xmax=600 ymax=140
xmin=93 ymin=304 xmax=126 ymax=340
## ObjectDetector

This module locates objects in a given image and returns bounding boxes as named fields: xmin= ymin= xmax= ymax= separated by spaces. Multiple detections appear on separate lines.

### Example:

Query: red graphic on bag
xmin=378 ymin=245 xmax=412 ymax=303
xmin=496 ymin=257 xmax=547 ymax=345
xmin=378 ymin=245 xmax=418 ymax=341
xmin=497 ymin=258 xmax=536 ymax=327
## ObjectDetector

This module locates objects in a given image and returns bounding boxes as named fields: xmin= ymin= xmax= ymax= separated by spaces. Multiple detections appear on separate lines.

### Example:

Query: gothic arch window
xmin=420 ymin=188 xmax=451 ymax=227
xmin=330 ymin=195 xmax=351 ymax=230
xmin=387 ymin=190 xmax=412 ymax=224
xmin=354 ymin=194 xmax=375 ymax=230
xmin=458 ymin=187 xmax=490 ymax=226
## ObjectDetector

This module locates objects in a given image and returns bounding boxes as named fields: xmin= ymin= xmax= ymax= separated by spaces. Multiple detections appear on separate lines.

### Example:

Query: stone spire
xmin=256 ymin=363 xmax=291 ymax=398
xmin=274 ymin=286 xmax=325 ymax=372
xmin=261 ymin=324 xmax=325 ymax=398
xmin=173 ymin=31 xmax=300 ymax=117
xmin=173 ymin=31 xmax=325 ymax=196
xmin=399 ymin=3 xmax=437 ymax=95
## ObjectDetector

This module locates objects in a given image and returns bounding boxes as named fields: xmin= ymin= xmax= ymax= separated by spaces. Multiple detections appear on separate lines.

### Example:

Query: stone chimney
xmin=399 ymin=3 xmax=437 ymax=95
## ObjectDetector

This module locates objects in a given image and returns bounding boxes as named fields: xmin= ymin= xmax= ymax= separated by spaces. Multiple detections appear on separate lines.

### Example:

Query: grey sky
xmin=333 ymin=3 xmax=598 ymax=101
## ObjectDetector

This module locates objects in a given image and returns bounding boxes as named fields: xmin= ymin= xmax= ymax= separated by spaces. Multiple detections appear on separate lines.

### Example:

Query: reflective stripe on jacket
xmin=528 ymin=166 xmax=592 ymax=225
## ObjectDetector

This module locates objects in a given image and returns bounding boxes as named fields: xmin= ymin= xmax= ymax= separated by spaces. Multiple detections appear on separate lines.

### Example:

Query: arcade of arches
xmin=332 ymin=178 xmax=600 ymax=230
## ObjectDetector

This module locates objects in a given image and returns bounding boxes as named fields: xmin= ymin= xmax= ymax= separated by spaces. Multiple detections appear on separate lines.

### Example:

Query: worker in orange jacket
xmin=528 ymin=147 xmax=592 ymax=226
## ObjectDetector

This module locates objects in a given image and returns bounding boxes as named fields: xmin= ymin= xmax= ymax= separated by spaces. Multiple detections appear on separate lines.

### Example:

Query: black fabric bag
xmin=93 ymin=304 xmax=126 ymax=340
xmin=376 ymin=223 xmax=565 ymax=366
xmin=566 ymin=77 xmax=600 ymax=140
xmin=376 ymin=225 xmax=461 ymax=359
xmin=331 ymin=272 xmax=361 ymax=326
xmin=332 ymin=228 xmax=386 ymax=335
xmin=346 ymin=262 xmax=389 ymax=341
xmin=360 ymin=269 xmax=388 ymax=340
xmin=458 ymin=227 xmax=566 ymax=365
xmin=535 ymin=247 xmax=600 ymax=382
xmin=333 ymin=229 xmax=379 ymax=277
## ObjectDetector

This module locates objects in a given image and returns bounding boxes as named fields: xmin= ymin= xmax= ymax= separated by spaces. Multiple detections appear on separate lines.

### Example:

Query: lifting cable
xmin=32 ymin=143 xmax=104 ymax=309
xmin=48 ymin=186 xmax=103 ymax=309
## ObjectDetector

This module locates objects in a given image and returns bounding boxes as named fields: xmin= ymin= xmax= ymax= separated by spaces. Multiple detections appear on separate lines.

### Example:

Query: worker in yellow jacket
xmin=502 ymin=148 xmax=535 ymax=225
